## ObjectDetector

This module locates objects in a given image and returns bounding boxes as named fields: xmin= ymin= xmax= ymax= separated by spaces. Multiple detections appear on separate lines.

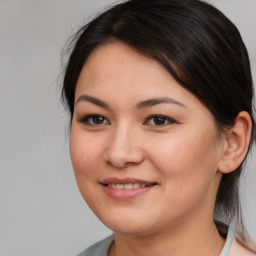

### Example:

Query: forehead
xmin=76 ymin=42 xmax=181 ymax=97
xmin=75 ymin=41 xmax=211 ymax=118
xmin=79 ymin=41 xmax=168 ymax=83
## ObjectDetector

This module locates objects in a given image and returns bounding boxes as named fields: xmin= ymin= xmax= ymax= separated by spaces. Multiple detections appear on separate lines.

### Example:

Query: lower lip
xmin=102 ymin=185 xmax=155 ymax=200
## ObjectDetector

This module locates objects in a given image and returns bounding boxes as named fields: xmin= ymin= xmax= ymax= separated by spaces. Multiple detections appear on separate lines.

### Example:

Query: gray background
xmin=0 ymin=1 xmax=255 ymax=255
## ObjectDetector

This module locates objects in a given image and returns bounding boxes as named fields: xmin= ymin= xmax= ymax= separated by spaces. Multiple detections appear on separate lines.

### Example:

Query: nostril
xmin=103 ymin=142 xmax=145 ymax=168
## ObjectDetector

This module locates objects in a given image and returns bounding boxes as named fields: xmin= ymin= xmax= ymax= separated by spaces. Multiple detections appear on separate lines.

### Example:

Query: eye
xmin=144 ymin=115 xmax=176 ymax=126
xmin=78 ymin=114 xmax=110 ymax=126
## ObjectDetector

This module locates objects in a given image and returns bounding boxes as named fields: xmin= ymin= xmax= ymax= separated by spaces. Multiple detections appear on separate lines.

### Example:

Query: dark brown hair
xmin=61 ymin=0 xmax=255 ymax=236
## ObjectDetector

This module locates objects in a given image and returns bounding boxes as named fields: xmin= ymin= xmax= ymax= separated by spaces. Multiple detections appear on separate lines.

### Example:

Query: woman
xmin=61 ymin=0 xmax=256 ymax=255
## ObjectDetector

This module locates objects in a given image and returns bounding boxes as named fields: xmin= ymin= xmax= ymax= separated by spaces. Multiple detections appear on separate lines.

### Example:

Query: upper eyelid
xmin=77 ymin=114 xmax=110 ymax=124
xmin=142 ymin=115 xmax=177 ymax=127
xmin=145 ymin=115 xmax=176 ymax=122
xmin=77 ymin=113 xmax=177 ymax=124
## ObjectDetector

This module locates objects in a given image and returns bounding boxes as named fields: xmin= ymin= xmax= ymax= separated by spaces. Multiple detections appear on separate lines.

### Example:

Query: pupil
xmin=154 ymin=117 xmax=165 ymax=125
xmin=93 ymin=116 xmax=103 ymax=124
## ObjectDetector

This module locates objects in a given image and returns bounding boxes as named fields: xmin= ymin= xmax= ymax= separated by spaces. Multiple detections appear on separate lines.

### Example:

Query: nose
xmin=103 ymin=125 xmax=145 ymax=168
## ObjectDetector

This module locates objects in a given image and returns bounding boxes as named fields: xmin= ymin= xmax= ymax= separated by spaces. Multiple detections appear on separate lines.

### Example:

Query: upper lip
xmin=100 ymin=177 xmax=157 ymax=185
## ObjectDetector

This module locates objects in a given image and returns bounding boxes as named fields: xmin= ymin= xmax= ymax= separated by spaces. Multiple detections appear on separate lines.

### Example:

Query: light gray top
xmin=77 ymin=226 xmax=235 ymax=256
xmin=219 ymin=227 xmax=235 ymax=256
xmin=77 ymin=235 xmax=114 ymax=256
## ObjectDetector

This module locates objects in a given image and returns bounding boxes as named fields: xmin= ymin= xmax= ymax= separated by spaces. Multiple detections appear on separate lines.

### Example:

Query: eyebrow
xmin=76 ymin=94 xmax=186 ymax=109
xmin=136 ymin=97 xmax=186 ymax=109
xmin=76 ymin=95 xmax=110 ymax=109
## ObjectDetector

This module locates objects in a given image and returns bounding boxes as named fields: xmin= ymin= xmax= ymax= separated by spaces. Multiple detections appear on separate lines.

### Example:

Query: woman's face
xmin=70 ymin=42 xmax=224 ymax=235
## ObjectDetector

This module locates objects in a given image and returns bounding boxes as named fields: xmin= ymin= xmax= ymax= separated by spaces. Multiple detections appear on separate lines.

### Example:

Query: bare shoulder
xmin=229 ymin=237 xmax=256 ymax=256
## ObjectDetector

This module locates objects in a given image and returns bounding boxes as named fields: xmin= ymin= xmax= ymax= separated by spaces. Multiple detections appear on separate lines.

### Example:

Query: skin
xmin=69 ymin=41 xmax=252 ymax=256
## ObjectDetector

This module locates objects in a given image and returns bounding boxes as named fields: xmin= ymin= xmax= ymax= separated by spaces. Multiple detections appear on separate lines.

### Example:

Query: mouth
xmin=105 ymin=183 xmax=150 ymax=189
xmin=99 ymin=177 xmax=157 ymax=200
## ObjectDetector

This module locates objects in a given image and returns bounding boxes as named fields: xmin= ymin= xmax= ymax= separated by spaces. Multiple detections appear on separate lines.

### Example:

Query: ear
xmin=217 ymin=111 xmax=252 ymax=174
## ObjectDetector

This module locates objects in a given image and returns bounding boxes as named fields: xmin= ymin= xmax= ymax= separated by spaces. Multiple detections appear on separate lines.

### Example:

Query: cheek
xmin=69 ymin=128 xmax=105 ymax=209
xmin=149 ymin=133 xmax=212 ymax=172
xmin=69 ymin=128 xmax=103 ymax=179
xmin=148 ymin=130 xmax=219 ymax=196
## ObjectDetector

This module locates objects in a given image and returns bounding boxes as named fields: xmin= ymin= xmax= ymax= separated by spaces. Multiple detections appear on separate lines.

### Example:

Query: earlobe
xmin=218 ymin=111 xmax=252 ymax=174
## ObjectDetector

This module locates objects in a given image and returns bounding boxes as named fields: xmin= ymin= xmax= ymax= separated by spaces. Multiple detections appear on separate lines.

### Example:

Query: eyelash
xmin=78 ymin=115 xmax=110 ymax=126
xmin=78 ymin=114 xmax=176 ymax=127
xmin=144 ymin=115 xmax=176 ymax=126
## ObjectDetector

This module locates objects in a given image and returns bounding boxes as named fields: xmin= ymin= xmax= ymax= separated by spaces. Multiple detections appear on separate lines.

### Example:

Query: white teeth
xmin=108 ymin=183 xmax=148 ymax=189
xmin=115 ymin=184 xmax=124 ymax=189
xmin=133 ymin=183 xmax=140 ymax=189
xmin=124 ymin=183 xmax=133 ymax=190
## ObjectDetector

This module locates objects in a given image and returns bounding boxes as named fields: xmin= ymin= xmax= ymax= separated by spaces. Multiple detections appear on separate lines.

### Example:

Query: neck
xmin=109 ymin=213 xmax=225 ymax=256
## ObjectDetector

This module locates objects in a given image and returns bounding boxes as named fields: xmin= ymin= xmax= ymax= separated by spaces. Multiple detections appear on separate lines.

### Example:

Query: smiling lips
xmin=108 ymin=183 xmax=147 ymax=189
xmin=100 ymin=178 xmax=157 ymax=200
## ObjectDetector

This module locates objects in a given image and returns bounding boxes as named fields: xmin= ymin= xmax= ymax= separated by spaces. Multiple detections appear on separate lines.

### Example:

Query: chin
xmin=106 ymin=222 xmax=153 ymax=235
xmin=98 ymin=210 xmax=155 ymax=235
